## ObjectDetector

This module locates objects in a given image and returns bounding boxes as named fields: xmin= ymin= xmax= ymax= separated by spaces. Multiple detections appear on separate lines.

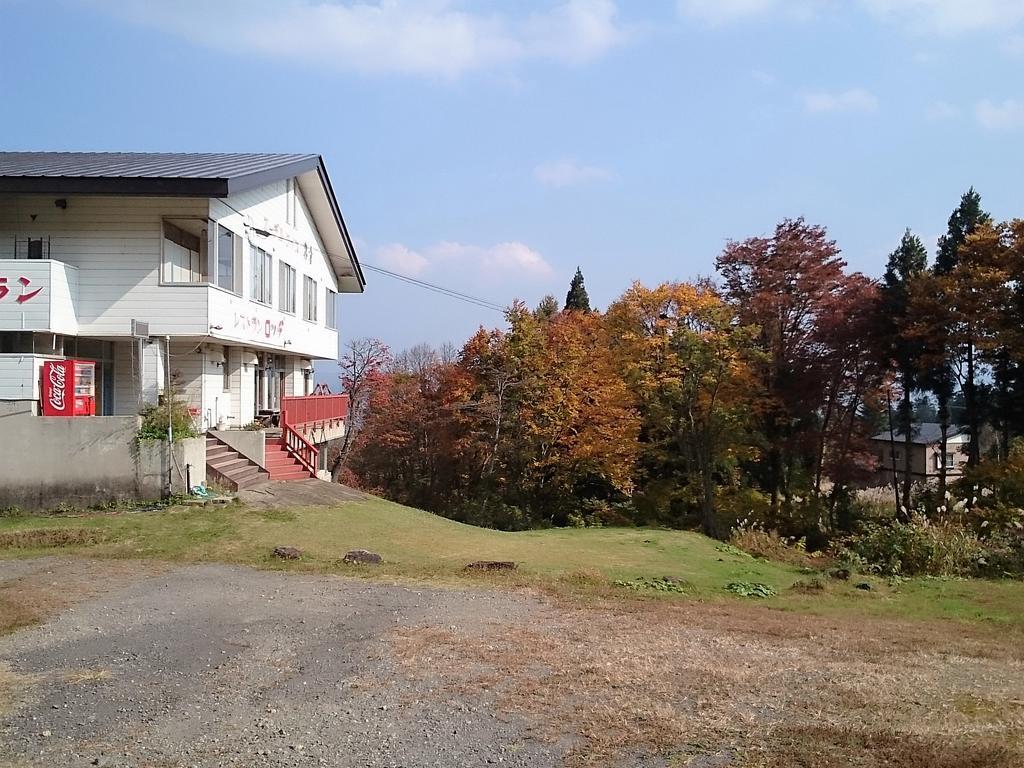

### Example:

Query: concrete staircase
xmin=205 ymin=435 xmax=269 ymax=490
xmin=264 ymin=433 xmax=314 ymax=481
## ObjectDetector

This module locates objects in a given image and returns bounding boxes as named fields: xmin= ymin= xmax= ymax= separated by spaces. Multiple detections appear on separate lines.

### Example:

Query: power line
xmin=215 ymin=201 xmax=505 ymax=312
xmin=360 ymin=262 xmax=506 ymax=313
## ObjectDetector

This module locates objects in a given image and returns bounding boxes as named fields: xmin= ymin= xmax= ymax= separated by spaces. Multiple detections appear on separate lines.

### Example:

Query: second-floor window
xmin=162 ymin=220 xmax=207 ymax=284
xmin=279 ymin=262 xmax=296 ymax=314
xmin=251 ymin=245 xmax=273 ymax=304
xmin=325 ymin=288 xmax=337 ymax=329
xmin=216 ymin=225 xmax=242 ymax=294
xmin=303 ymin=276 xmax=318 ymax=322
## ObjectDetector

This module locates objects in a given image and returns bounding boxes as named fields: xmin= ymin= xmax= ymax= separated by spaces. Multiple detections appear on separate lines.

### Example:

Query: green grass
xmin=2 ymin=496 xmax=1023 ymax=628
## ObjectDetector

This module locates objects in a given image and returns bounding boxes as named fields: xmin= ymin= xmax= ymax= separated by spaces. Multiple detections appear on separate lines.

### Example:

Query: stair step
xmin=270 ymin=471 xmax=313 ymax=481
xmin=209 ymin=457 xmax=254 ymax=473
xmin=266 ymin=455 xmax=301 ymax=466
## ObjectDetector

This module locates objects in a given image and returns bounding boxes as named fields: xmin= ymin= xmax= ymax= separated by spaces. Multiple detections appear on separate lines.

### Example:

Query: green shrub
xmin=138 ymin=398 xmax=199 ymax=442
xmin=846 ymin=514 xmax=985 ymax=577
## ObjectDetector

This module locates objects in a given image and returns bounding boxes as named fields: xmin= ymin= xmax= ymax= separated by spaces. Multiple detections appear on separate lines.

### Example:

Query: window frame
xmin=160 ymin=218 xmax=209 ymax=286
xmin=250 ymin=244 xmax=274 ymax=306
xmin=303 ymin=275 xmax=318 ymax=323
xmin=215 ymin=224 xmax=242 ymax=295
xmin=279 ymin=262 xmax=297 ymax=315
xmin=325 ymin=288 xmax=337 ymax=329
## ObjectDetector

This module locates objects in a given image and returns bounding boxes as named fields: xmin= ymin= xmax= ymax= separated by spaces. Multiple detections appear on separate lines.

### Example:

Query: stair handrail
xmin=280 ymin=412 xmax=319 ymax=477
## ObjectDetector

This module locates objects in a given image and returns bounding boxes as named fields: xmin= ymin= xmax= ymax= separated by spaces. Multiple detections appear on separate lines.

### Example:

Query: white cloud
xmin=975 ymin=98 xmax=1024 ymax=131
xmin=533 ymin=160 xmax=611 ymax=187
xmin=926 ymin=100 xmax=959 ymax=121
xmin=371 ymin=240 xmax=554 ymax=279
xmin=751 ymin=69 xmax=777 ymax=85
xmin=678 ymin=0 xmax=776 ymax=24
xmin=86 ymin=0 xmax=629 ymax=77
xmin=801 ymin=88 xmax=879 ymax=114
xmin=376 ymin=243 xmax=430 ymax=275
xmin=428 ymin=241 xmax=555 ymax=277
xmin=859 ymin=0 xmax=1024 ymax=33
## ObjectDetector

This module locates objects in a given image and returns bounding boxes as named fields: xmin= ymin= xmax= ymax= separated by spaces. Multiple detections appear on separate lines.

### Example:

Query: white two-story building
xmin=0 ymin=152 xmax=363 ymax=494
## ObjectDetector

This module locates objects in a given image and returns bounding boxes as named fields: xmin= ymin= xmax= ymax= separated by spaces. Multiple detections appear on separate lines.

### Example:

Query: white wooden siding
xmin=0 ymin=260 xmax=79 ymax=334
xmin=0 ymin=195 xmax=209 ymax=337
xmin=0 ymin=354 xmax=59 ymax=401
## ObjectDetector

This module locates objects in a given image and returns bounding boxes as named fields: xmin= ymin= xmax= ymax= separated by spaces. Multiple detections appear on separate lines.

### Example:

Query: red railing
xmin=282 ymin=422 xmax=319 ymax=476
xmin=281 ymin=394 xmax=350 ymax=428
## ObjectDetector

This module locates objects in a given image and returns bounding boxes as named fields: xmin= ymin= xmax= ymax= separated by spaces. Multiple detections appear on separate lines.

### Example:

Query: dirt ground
xmin=1 ymin=558 xmax=1022 ymax=768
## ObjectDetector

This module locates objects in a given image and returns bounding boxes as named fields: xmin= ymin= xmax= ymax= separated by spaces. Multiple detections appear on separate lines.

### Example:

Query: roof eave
xmin=315 ymin=156 xmax=365 ymax=292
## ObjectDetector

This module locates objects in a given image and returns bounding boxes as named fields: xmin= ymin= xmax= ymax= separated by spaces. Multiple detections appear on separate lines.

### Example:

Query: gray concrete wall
xmin=210 ymin=429 xmax=265 ymax=467
xmin=136 ymin=437 xmax=206 ymax=496
xmin=0 ymin=400 xmax=38 ymax=417
xmin=0 ymin=416 xmax=206 ymax=509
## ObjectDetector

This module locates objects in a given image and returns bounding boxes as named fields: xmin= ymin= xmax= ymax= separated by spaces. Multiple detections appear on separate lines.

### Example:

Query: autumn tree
xmin=715 ymin=218 xmax=865 ymax=518
xmin=330 ymin=337 xmax=390 ymax=482
xmin=607 ymin=282 xmax=761 ymax=536
xmin=533 ymin=294 xmax=560 ymax=321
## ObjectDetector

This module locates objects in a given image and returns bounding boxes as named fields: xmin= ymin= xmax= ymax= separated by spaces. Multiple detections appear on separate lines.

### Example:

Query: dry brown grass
xmin=391 ymin=599 xmax=1024 ymax=767
xmin=0 ymin=528 xmax=105 ymax=550
xmin=729 ymin=526 xmax=830 ymax=569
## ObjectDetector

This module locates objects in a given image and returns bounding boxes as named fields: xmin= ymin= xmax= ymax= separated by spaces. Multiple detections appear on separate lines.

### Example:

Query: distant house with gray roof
xmin=870 ymin=422 xmax=970 ymax=486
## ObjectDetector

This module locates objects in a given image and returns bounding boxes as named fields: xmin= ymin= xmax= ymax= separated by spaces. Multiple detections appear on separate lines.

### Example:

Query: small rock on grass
xmin=342 ymin=549 xmax=383 ymax=565
xmin=464 ymin=561 xmax=516 ymax=572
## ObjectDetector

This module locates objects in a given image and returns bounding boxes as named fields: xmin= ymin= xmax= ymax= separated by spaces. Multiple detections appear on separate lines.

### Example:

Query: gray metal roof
xmin=871 ymin=422 xmax=968 ymax=445
xmin=0 ymin=152 xmax=365 ymax=291
xmin=0 ymin=152 xmax=321 ymax=196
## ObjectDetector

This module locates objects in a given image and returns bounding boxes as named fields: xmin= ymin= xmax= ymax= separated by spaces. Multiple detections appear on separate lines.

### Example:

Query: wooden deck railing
xmin=281 ymin=394 xmax=349 ymax=428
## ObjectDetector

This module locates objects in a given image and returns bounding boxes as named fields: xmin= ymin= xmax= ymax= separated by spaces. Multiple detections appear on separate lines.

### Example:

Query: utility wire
xmin=359 ymin=262 xmax=506 ymax=313
xmin=217 ymin=200 xmax=506 ymax=313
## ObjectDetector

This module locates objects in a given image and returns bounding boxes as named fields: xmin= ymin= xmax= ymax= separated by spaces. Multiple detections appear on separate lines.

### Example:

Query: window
xmin=222 ymin=346 xmax=231 ymax=393
xmin=325 ymin=289 xmax=337 ymax=329
xmin=0 ymin=332 xmax=64 ymax=355
xmin=303 ymin=276 xmax=318 ymax=322
xmin=279 ymin=263 xmax=296 ymax=314
xmin=251 ymin=245 xmax=273 ymax=304
xmin=286 ymin=179 xmax=296 ymax=226
xmin=162 ymin=220 xmax=208 ymax=283
xmin=216 ymin=225 xmax=241 ymax=293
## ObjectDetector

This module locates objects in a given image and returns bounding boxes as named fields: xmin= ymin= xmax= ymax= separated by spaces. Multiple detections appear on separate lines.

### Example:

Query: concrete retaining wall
xmin=0 ymin=415 xmax=206 ymax=510
xmin=210 ymin=429 xmax=265 ymax=467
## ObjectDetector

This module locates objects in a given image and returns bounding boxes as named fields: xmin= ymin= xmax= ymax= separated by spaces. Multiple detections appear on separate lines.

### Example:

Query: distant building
xmin=870 ymin=422 xmax=969 ymax=485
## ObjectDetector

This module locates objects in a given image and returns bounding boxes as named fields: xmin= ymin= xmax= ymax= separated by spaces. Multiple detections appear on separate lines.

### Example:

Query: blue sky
xmin=3 ymin=0 xmax=1024 ymax=355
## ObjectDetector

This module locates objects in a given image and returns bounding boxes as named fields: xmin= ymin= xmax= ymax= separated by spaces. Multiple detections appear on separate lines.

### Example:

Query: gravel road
xmin=0 ymin=559 xmax=562 ymax=768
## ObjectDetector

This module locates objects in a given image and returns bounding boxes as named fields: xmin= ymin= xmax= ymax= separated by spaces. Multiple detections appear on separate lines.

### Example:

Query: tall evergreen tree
xmin=881 ymin=229 xmax=928 ymax=516
xmin=936 ymin=188 xmax=990 ymax=275
xmin=934 ymin=189 xmax=991 ymax=475
xmin=564 ymin=267 xmax=592 ymax=312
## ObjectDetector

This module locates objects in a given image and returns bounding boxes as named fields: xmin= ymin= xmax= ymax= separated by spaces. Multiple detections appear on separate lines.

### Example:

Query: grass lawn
xmin=2 ymin=495 xmax=1023 ymax=629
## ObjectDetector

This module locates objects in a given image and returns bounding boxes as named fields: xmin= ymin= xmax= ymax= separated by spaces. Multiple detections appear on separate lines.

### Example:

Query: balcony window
xmin=216 ymin=225 xmax=242 ymax=294
xmin=0 ymin=331 xmax=64 ymax=355
xmin=251 ymin=245 xmax=273 ymax=305
xmin=325 ymin=288 xmax=337 ymax=329
xmin=162 ymin=220 xmax=208 ymax=284
xmin=303 ymin=276 xmax=318 ymax=322
xmin=279 ymin=262 xmax=296 ymax=314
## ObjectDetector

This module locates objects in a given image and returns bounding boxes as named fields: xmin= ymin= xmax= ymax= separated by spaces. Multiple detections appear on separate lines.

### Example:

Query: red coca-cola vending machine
xmin=41 ymin=360 xmax=96 ymax=416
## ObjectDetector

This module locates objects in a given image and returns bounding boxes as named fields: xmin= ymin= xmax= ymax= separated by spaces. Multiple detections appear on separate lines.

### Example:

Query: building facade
xmin=0 ymin=153 xmax=362 ymax=494
xmin=871 ymin=422 xmax=969 ymax=487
